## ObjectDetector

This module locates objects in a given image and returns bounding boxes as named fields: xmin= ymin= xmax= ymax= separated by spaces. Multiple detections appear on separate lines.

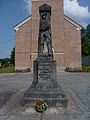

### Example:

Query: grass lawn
xmin=0 ymin=66 xmax=15 ymax=73
xmin=82 ymin=65 xmax=90 ymax=70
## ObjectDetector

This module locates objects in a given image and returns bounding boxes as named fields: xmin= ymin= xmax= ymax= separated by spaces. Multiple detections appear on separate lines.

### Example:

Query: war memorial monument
xmin=23 ymin=4 xmax=67 ymax=107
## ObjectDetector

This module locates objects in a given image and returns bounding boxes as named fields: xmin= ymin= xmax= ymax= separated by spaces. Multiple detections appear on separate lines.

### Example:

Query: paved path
xmin=0 ymin=72 xmax=90 ymax=120
xmin=58 ymin=72 xmax=90 ymax=120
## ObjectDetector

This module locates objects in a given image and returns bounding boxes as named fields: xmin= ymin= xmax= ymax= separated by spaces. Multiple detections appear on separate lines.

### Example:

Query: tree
xmin=86 ymin=24 xmax=90 ymax=55
xmin=88 ymin=42 xmax=90 ymax=56
xmin=81 ymin=27 xmax=86 ymax=36
xmin=1 ymin=59 xmax=7 ymax=65
xmin=81 ymin=36 xmax=89 ymax=56
xmin=86 ymin=24 xmax=90 ymax=41
xmin=10 ymin=47 xmax=15 ymax=65
xmin=0 ymin=58 xmax=10 ymax=66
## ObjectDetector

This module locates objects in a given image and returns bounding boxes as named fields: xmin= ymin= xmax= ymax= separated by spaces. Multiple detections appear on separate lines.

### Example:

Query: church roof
xmin=64 ymin=15 xmax=82 ymax=29
xmin=14 ymin=16 xmax=31 ymax=31
xmin=14 ymin=15 xmax=82 ymax=31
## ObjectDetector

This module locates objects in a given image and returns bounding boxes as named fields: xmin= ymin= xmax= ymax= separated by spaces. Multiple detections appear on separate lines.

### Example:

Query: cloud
xmin=24 ymin=0 xmax=32 ymax=14
xmin=64 ymin=0 xmax=90 ymax=26
xmin=24 ymin=0 xmax=90 ymax=26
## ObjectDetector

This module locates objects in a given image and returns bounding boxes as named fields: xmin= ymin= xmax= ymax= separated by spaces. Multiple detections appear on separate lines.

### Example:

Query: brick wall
xmin=64 ymin=18 xmax=82 ymax=69
xmin=15 ymin=18 xmax=32 ymax=70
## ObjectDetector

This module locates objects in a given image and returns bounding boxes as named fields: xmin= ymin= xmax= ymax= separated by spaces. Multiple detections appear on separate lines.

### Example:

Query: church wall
xmin=64 ymin=19 xmax=82 ymax=69
xmin=15 ymin=18 xmax=32 ymax=70
xmin=14 ymin=0 xmax=82 ymax=70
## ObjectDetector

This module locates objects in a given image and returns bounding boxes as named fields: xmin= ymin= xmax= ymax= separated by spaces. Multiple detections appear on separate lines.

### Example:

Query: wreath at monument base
xmin=34 ymin=100 xmax=48 ymax=113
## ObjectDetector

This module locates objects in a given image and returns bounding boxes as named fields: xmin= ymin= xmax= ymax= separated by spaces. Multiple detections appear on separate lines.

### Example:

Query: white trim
xmin=64 ymin=16 xmax=82 ymax=30
xmin=15 ymin=67 xmax=29 ymax=70
xmin=77 ymin=28 xmax=80 ymax=31
xmin=16 ymin=28 xmax=19 ymax=31
xmin=14 ymin=15 xmax=82 ymax=31
xmin=52 ymin=48 xmax=55 ymax=53
xmin=14 ymin=17 xmax=31 ymax=31
xmin=31 ymin=52 xmax=64 ymax=55
xmin=54 ymin=53 xmax=64 ymax=55
xmin=32 ymin=0 xmax=42 ymax=2
xmin=31 ymin=53 xmax=37 ymax=55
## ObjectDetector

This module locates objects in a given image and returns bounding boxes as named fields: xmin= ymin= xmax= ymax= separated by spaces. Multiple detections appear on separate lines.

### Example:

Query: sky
xmin=0 ymin=0 xmax=90 ymax=58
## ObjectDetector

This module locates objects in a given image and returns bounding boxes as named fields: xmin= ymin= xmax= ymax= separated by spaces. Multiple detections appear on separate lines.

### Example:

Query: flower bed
xmin=65 ymin=66 xmax=90 ymax=72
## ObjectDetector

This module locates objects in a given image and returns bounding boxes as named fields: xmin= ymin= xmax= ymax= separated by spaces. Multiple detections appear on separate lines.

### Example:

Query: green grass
xmin=0 ymin=66 xmax=15 ymax=73
xmin=82 ymin=65 xmax=90 ymax=70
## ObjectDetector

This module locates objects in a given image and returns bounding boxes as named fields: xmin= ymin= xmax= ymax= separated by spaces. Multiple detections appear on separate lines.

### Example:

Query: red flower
xmin=37 ymin=101 xmax=41 ymax=105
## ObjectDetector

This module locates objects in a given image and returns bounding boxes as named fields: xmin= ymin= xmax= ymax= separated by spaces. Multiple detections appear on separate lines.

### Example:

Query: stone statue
xmin=38 ymin=4 xmax=53 ymax=58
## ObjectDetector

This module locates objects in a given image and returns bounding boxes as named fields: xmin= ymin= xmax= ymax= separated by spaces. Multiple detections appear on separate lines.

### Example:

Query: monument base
xmin=23 ymin=58 xmax=67 ymax=107
xmin=23 ymin=84 xmax=67 ymax=107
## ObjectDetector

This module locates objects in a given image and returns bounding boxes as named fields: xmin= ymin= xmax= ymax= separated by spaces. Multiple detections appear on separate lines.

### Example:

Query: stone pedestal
xmin=23 ymin=57 xmax=67 ymax=107
xmin=33 ymin=57 xmax=57 ymax=88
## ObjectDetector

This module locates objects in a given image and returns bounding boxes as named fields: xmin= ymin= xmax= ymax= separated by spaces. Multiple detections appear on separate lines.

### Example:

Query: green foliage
xmin=81 ymin=24 xmax=90 ymax=56
xmin=86 ymin=24 xmax=90 ymax=55
xmin=82 ymin=65 xmax=90 ymax=70
xmin=89 ymin=42 xmax=90 ymax=55
xmin=86 ymin=24 xmax=90 ymax=41
xmin=81 ymin=36 xmax=89 ymax=56
xmin=0 ymin=58 xmax=10 ymax=66
xmin=10 ymin=47 xmax=15 ymax=65
xmin=0 ymin=66 xmax=14 ymax=73
xmin=81 ymin=27 xmax=86 ymax=36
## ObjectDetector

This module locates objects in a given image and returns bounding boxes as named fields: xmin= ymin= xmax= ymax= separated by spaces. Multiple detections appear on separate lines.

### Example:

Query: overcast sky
xmin=0 ymin=0 xmax=90 ymax=58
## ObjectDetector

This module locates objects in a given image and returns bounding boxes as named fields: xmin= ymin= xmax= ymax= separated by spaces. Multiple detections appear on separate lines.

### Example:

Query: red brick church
xmin=14 ymin=0 xmax=82 ymax=71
